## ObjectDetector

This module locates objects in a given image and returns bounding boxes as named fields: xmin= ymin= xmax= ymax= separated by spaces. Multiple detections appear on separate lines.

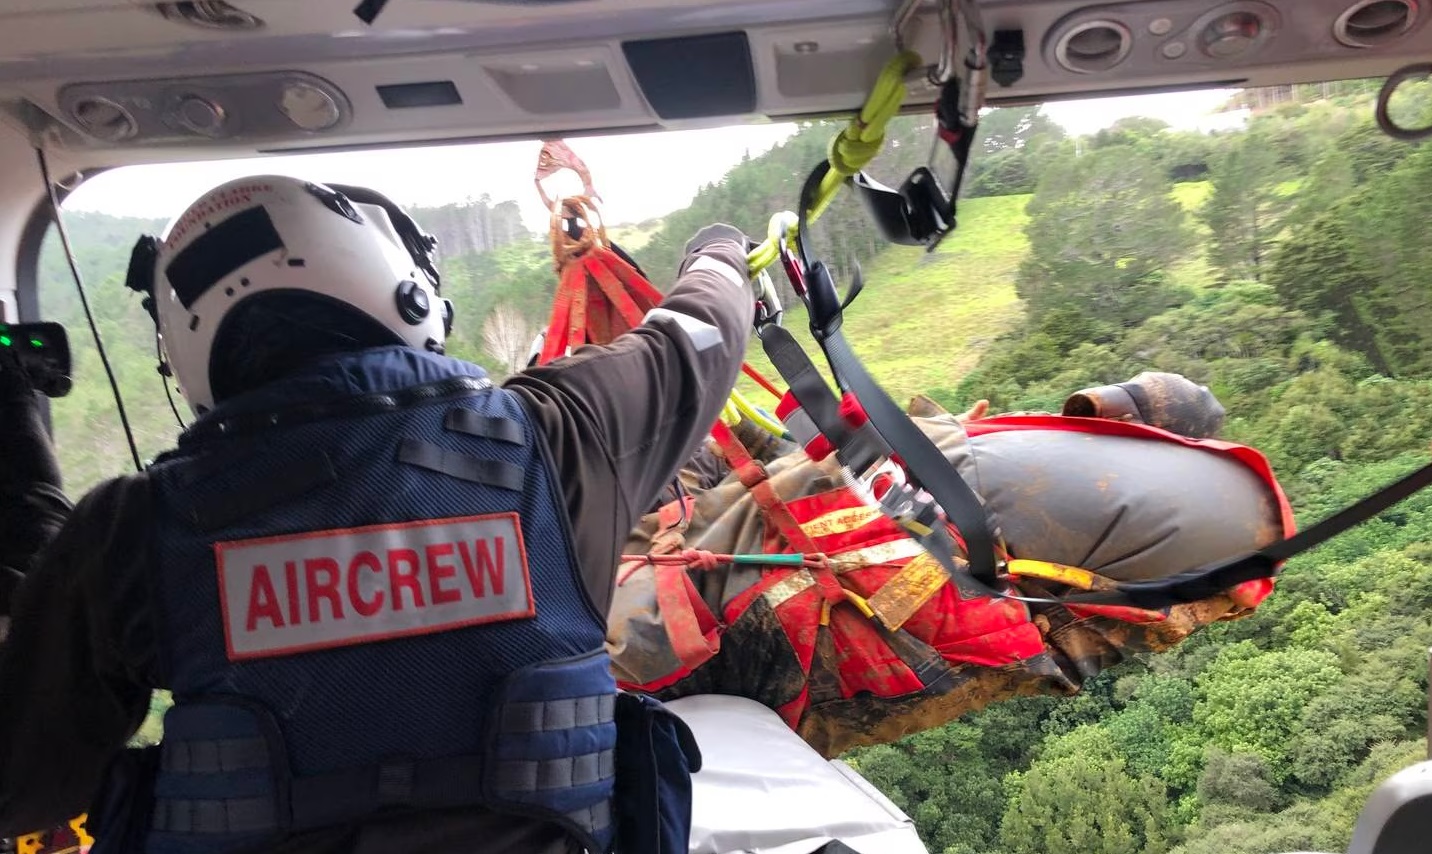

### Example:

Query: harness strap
xmin=654 ymin=565 xmax=723 ymax=673
xmin=708 ymin=420 xmax=820 ymax=555
xmin=759 ymin=325 xmax=888 ymax=474
xmin=793 ymin=161 xmax=1002 ymax=591
xmin=649 ymin=495 xmax=696 ymax=555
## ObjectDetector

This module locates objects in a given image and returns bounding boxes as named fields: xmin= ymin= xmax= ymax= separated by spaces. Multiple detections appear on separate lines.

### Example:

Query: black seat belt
xmin=772 ymin=161 xmax=1005 ymax=591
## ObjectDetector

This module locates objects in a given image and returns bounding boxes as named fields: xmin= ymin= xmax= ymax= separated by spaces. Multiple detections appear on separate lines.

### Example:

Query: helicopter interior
xmin=1 ymin=2 xmax=1431 ymax=854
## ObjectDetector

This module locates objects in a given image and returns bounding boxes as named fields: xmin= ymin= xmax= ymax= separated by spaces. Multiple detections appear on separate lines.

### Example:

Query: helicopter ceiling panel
xmin=0 ymin=0 xmax=1423 ymax=160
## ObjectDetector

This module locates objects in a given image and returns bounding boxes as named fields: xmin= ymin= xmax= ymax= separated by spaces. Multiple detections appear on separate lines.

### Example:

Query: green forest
xmin=32 ymin=79 xmax=1432 ymax=853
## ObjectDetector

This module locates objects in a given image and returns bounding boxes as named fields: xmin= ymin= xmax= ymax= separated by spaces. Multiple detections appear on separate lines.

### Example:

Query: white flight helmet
xmin=128 ymin=175 xmax=452 ymax=416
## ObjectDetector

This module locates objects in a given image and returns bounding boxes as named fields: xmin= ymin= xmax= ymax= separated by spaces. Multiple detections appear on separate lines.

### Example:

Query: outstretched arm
xmin=503 ymin=229 xmax=754 ymax=616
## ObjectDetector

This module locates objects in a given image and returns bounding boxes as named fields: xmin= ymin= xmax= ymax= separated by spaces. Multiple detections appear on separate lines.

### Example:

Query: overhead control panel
xmin=1040 ymin=0 xmax=1421 ymax=77
xmin=0 ymin=0 xmax=1427 ymax=155
xmin=56 ymin=72 xmax=351 ymax=146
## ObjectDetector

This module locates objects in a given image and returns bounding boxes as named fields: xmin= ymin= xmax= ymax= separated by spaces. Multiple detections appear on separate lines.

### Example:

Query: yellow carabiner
xmin=747 ymin=211 xmax=800 ymax=277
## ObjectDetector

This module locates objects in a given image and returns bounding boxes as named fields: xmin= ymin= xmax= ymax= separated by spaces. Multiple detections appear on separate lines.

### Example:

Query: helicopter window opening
xmin=23 ymin=80 xmax=1432 ymax=854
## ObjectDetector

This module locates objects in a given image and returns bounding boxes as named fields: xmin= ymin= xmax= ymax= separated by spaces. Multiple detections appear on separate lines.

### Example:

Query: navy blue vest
xmin=136 ymin=347 xmax=617 ymax=854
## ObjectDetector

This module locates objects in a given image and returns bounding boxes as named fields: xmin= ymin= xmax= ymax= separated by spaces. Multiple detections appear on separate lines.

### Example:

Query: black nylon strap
xmin=1268 ymin=460 xmax=1432 ymax=562
xmin=759 ymin=325 xmax=887 ymax=474
xmin=793 ymin=161 xmax=999 ymax=585
xmin=444 ymin=409 xmax=525 ymax=446
xmin=352 ymin=0 xmax=391 ymax=26
xmin=397 ymin=439 xmax=525 ymax=491
xmin=816 ymin=323 xmax=1000 ymax=585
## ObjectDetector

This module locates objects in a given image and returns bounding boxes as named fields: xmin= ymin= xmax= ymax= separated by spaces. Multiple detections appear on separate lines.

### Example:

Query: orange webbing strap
xmin=709 ymin=420 xmax=819 ymax=555
xmin=539 ymin=195 xmax=667 ymax=365
xmin=655 ymin=561 xmax=724 ymax=672
xmin=586 ymin=251 xmax=661 ymax=324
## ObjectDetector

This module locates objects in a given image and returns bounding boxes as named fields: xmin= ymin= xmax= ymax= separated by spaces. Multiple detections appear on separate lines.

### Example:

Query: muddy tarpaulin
xmin=609 ymin=413 xmax=1290 ymax=757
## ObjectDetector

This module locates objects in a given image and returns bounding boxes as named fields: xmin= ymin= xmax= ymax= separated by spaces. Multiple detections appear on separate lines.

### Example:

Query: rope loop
xmin=548 ymin=194 xmax=607 ymax=273
xmin=680 ymin=549 xmax=724 ymax=572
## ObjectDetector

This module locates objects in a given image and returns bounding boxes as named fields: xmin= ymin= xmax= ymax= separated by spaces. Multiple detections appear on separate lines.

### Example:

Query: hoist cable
xmin=36 ymin=147 xmax=144 ymax=473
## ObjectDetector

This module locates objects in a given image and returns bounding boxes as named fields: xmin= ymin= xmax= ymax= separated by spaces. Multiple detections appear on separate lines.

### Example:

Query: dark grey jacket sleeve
xmin=0 ymin=472 xmax=156 ymax=837
xmin=0 ymin=365 xmax=70 ymax=615
xmin=503 ymin=238 xmax=754 ymax=616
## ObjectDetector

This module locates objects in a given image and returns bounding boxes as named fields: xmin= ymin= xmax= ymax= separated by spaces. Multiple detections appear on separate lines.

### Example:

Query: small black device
xmin=0 ymin=321 xmax=73 ymax=397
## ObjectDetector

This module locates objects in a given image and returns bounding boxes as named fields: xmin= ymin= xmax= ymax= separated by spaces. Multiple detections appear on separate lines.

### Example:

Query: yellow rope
xmin=745 ymin=50 xmax=923 ymax=276
xmin=812 ymin=49 xmax=924 ymax=220
xmin=730 ymin=388 xmax=788 ymax=437
xmin=732 ymin=49 xmax=924 ymax=440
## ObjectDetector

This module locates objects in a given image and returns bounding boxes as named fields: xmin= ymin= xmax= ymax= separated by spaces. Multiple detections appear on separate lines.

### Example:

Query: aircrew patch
xmin=216 ymin=513 xmax=535 ymax=661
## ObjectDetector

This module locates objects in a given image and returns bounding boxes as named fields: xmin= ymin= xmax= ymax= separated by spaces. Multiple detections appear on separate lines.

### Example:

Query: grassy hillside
xmin=741 ymin=191 xmax=1030 ymax=407
xmin=607 ymin=218 xmax=665 ymax=252
xmin=737 ymin=181 xmax=1213 ymax=409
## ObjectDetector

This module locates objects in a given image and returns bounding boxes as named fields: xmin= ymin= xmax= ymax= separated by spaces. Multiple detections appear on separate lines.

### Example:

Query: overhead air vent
xmin=1188 ymin=3 xmax=1278 ymax=59
xmin=154 ymin=1 xmax=265 ymax=31
xmin=1053 ymin=20 xmax=1133 ymax=74
xmin=1335 ymin=0 xmax=1419 ymax=48
xmin=70 ymin=97 xmax=138 ymax=142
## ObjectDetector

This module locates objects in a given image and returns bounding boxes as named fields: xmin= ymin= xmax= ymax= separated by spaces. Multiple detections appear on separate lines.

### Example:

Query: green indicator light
xmin=30 ymin=339 xmax=43 ymax=348
xmin=0 ymin=335 xmax=11 ymax=347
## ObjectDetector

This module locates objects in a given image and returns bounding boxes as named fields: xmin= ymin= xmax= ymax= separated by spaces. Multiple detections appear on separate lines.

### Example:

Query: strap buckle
xmin=850 ymin=76 xmax=974 ymax=253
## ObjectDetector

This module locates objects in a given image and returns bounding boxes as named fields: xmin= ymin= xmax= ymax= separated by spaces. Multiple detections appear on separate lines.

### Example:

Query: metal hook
xmin=890 ymin=0 xmax=923 ymax=53
xmin=938 ymin=0 xmax=989 ymax=127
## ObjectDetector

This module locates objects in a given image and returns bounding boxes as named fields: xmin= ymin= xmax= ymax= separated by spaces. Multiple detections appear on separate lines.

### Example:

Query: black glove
xmin=683 ymin=223 xmax=753 ymax=258
xmin=681 ymin=224 xmax=786 ymax=329
xmin=0 ymin=345 xmax=34 ymax=402
xmin=678 ymin=223 xmax=755 ymax=288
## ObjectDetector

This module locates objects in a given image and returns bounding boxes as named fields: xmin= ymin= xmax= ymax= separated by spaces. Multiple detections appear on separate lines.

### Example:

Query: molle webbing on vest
xmin=149 ymin=704 xmax=280 ymax=842
xmin=444 ymin=409 xmax=527 ymax=445
xmin=152 ymin=797 xmax=275 ymax=835
xmin=487 ymin=653 xmax=620 ymax=848
xmin=397 ymin=439 xmax=525 ymax=490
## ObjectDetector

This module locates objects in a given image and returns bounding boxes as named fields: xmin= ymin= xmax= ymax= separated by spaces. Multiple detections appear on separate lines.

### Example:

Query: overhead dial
xmin=174 ymin=95 xmax=228 ymax=137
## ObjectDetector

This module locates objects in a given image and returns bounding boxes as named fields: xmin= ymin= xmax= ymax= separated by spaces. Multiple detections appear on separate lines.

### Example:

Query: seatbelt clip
xmin=877 ymin=481 xmax=943 ymax=539
xmin=838 ymin=456 xmax=909 ymax=511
